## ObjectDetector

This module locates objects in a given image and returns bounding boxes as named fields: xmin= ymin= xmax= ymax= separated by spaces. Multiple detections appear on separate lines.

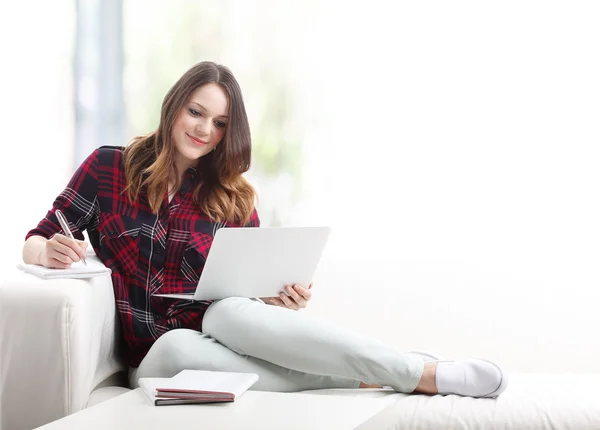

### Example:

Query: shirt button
xmin=156 ymin=248 xmax=163 ymax=255
xmin=109 ymin=229 xmax=115 ymax=235
xmin=180 ymin=189 xmax=185 ymax=195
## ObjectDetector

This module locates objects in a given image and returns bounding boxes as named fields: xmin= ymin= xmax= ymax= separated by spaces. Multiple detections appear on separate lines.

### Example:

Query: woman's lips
xmin=187 ymin=133 xmax=208 ymax=146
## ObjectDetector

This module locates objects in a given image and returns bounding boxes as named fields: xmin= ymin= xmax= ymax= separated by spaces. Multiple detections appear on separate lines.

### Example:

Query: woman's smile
xmin=186 ymin=133 xmax=208 ymax=146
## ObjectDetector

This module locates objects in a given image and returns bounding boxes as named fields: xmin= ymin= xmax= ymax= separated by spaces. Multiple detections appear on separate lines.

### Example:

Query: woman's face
xmin=171 ymin=83 xmax=229 ymax=172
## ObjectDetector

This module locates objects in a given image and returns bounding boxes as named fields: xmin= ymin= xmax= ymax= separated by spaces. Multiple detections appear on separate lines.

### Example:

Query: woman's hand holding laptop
xmin=261 ymin=283 xmax=313 ymax=311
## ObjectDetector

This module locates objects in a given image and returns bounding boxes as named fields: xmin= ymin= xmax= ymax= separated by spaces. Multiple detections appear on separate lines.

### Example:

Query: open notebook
xmin=139 ymin=369 xmax=259 ymax=406
xmin=16 ymin=261 xmax=112 ymax=279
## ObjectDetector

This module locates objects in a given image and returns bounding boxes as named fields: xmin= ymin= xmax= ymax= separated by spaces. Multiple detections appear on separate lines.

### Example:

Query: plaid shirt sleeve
xmin=26 ymin=149 xmax=100 ymax=241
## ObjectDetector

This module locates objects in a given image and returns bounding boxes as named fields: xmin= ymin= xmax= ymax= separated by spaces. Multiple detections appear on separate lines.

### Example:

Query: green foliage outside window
xmin=123 ymin=0 xmax=306 ymax=223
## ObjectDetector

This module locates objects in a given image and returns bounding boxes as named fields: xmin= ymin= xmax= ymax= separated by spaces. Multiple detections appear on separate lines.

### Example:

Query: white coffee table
xmin=34 ymin=388 xmax=401 ymax=430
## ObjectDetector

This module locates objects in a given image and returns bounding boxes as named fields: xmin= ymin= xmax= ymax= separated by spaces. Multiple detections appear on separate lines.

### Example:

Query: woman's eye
xmin=214 ymin=121 xmax=227 ymax=129
xmin=189 ymin=108 xmax=201 ymax=116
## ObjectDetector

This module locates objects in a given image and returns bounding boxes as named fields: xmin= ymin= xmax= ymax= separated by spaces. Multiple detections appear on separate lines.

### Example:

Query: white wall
xmin=299 ymin=1 xmax=600 ymax=373
xmin=0 ymin=2 xmax=75 ymax=273
xmin=1 ymin=1 xmax=598 ymax=374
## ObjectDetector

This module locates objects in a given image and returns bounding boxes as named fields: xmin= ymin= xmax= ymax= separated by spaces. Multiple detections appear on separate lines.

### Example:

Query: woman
xmin=23 ymin=61 xmax=507 ymax=398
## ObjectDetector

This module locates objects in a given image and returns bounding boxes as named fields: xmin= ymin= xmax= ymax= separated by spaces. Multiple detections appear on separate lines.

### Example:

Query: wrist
xmin=23 ymin=235 xmax=48 ymax=266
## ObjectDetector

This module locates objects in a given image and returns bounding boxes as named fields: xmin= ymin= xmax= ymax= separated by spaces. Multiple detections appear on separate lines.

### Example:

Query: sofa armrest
xmin=0 ymin=257 xmax=125 ymax=430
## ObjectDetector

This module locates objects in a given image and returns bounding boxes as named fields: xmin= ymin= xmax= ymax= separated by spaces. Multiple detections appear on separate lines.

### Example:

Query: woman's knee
xmin=203 ymin=297 xmax=258 ymax=335
xmin=151 ymin=328 xmax=200 ymax=357
xmin=136 ymin=329 xmax=209 ymax=378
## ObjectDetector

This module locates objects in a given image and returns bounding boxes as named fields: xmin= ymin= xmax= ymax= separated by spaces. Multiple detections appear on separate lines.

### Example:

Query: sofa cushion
xmin=307 ymin=373 xmax=600 ymax=429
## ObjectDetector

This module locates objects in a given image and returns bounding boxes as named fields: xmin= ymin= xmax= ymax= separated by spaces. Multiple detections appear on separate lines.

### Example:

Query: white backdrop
xmin=298 ymin=1 xmax=600 ymax=373
xmin=0 ymin=1 xmax=75 ymax=273
xmin=1 ymin=1 xmax=598 ymax=373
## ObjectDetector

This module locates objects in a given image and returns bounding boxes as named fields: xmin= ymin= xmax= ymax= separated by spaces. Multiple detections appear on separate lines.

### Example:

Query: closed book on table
xmin=138 ymin=378 xmax=216 ymax=406
xmin=139 ymin=370 xmax=259 ymax=406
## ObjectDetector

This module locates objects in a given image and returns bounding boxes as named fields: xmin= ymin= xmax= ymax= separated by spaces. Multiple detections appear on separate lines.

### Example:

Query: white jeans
xmin=130 ymin=297 xmax=424 ymax=392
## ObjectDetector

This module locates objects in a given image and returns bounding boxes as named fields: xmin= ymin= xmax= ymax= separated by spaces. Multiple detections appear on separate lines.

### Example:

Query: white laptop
xmin=154 ymin=226 xmax=331 ymax=301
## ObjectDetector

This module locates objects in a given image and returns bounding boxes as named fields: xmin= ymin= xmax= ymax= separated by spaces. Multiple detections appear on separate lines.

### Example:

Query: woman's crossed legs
xmin=132 ymin=297 xmax=507 ymax=398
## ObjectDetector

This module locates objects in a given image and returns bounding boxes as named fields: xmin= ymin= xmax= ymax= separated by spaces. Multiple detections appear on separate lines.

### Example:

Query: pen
xmin=55 ymin=209 xmax=87 ymax=266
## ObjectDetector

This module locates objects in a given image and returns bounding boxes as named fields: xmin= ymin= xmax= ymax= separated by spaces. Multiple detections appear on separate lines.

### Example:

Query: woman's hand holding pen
xmin=39 ymin=234 xmax=89 ymax=269
xmin=261 ymin=283 xmax=313 ymax=311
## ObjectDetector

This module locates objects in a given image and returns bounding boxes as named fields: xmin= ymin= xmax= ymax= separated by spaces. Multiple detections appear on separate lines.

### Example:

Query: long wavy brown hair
xmin=123 ymin=61 xmax=256 ymax=225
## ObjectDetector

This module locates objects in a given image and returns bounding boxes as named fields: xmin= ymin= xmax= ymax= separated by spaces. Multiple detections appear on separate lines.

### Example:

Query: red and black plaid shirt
xmin=26 ymin=146 xmax=260 ymax=367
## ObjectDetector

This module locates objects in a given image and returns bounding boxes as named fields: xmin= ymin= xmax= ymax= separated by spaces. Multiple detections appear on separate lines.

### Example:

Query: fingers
xmin=262 ymin=283 xmax=313 ymax=311
xmin=279 ymin=284 xmax=311 ymax=310
xmin=279 ymin=291 xmax=301 ymax=310
xmin=54 ymin=235 xmax=87 ymax=260
xmin=260 ymin=297 xmax=288 ymax=308
xmin=292 ymin=284 xmax=312 ymax=301
xmin=51 ymin=242 xmax=80 ymax=264
xmin=45 ymin=258 xmax=73 ymax=269
xmin=266 ymin=297 xmax=286 ymax=307
xmin=76 ymin=239 xmax=89 ymax=255
xmin=45 ymin=235 xmax=86 ymax=267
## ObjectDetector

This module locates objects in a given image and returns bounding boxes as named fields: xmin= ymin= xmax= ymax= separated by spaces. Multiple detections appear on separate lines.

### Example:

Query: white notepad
xmin=16 ymin=261 xmax=112 ymax=279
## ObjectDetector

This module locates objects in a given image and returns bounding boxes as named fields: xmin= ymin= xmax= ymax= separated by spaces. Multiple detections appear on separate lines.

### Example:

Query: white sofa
xmin=0 ymin=255 xmax=129 ymax=430
xmin=2 ymin=254 xmax=600 ymax=430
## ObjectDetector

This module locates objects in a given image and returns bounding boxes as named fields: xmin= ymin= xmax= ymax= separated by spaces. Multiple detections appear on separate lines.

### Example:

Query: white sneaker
xmin=435 ymin=358 xmax=508 ymax=398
